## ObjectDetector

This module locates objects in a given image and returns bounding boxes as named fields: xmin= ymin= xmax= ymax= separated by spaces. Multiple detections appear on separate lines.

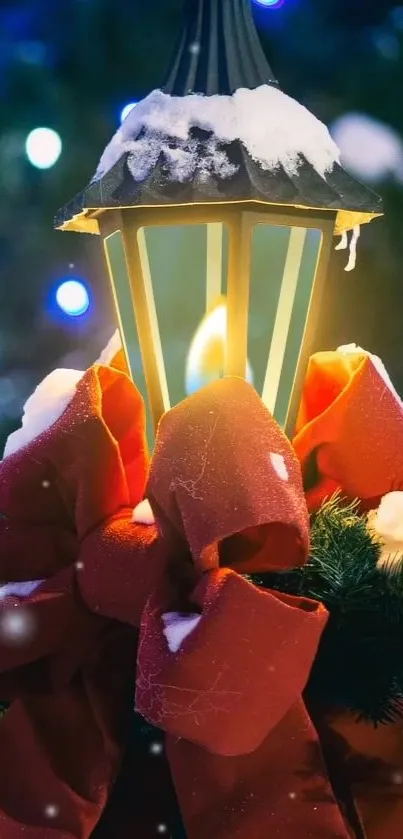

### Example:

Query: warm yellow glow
xmin=185 ymin=297 xmax=253 ymax=394
xmin=261 ymin=227 xmax=307 ymax=414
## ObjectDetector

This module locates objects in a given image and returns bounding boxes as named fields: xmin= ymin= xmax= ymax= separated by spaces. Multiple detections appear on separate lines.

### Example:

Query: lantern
xmin=55 ymin=0 xmax=382 ymax=439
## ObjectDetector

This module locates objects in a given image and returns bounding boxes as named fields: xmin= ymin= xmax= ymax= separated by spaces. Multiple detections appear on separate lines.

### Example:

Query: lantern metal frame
xmin=98 ymin=201 xmax=335 ymax=437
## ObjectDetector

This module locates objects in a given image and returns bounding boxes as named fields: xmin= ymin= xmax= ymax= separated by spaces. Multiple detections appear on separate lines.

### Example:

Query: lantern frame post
xmin=225 ymin=211 xmax=252 ymax=379
xmin=206 ymin=223 xmax=224 ymax=311
xmin=282 ymin=217 xmax=334 ymax=438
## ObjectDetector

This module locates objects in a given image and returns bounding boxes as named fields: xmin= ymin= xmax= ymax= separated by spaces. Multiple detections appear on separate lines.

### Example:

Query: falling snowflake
xmin=42 ymin=479 xmax=51 ymax=489
xmin=157 ymin=825 xmax=168 ymax=834
xmin=75 ymin=561 xmax=84 ymax=571
xmin=0 ymin=607 xmax=36 ymax=645
xmin=149 ymin=741 xmax=164 ymax=755
xmin=44 ymin=804 xmax=60 ymax=819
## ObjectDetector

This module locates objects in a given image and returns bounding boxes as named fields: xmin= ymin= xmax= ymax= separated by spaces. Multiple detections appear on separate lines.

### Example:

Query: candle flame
xmin=185 ymin=298 xmax=253 ymax=395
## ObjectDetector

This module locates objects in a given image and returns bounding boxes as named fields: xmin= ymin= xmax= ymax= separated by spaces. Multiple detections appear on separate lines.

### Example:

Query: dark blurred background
xmin=1 ymin=0 xmax=403 ymax=451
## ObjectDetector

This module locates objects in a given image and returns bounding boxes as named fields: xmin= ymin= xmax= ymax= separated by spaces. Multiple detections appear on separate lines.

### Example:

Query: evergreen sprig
xmin=250 ymin=495 xmax=403 ymax=726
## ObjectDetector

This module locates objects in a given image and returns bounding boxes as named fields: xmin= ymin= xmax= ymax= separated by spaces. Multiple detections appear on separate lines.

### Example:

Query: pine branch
xmin=250 ymin=494 xmax=403 ymax=725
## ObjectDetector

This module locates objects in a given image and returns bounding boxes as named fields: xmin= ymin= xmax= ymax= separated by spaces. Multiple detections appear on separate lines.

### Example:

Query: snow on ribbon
xmin=0 ymin=580 xmax=44 ymax=600
xmin=132 ymin=498 xmax=155 ymax=526
xmin=338 ymin=344 xmax=403 ymax=410
xmin=367 ymin=492 xmax=403 ymax=570
xmin=97 ymin=329 xmax=122 ymax=365
xmin=2 ymin=332 xmax=125 ymax=460
xmin=3 ymin=369 xmax=84 ymax=459
xmin=162 ymin=612 xmax=202 ymax=653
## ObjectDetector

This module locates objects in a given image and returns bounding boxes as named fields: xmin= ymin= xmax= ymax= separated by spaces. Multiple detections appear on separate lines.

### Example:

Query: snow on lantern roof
xmin=55 ymin=0 xmax=382 ymax=236
xmin=95 ymin=86 xmax=340 ymax=183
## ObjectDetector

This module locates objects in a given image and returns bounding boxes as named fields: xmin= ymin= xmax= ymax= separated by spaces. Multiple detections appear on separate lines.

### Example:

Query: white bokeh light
xmin=0 ymin=607 xmax=36 ymax=645
xmin=330 ymin=112 xmax=403 ymax=184
xmin=44 ymin=804 xmax=60 ymax=819
xmin=25 ymin=127 xmax=62 ymax=170
xmin=56 ymin=279 xmax=90 ymax=317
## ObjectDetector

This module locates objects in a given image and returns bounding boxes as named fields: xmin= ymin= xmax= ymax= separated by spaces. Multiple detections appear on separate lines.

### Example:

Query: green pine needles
xmin=251 ymin=494 xmax=403 ymax=725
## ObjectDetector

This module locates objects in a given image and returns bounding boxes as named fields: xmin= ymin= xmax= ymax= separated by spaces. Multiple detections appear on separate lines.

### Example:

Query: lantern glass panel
xmin=103 ymin=230 xmax=147 ymax=398
xmin=249 ymin=224 xmax=322 ymax=428
xmin=138 ymin=222 xmax=230 ymax=407
xmin=104 ymin=214 xmax=326 ymax=441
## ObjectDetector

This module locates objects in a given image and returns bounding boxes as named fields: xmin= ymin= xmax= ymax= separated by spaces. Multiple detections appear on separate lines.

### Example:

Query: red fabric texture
xmin=293 ymin=349 xmax=403 ymax=839
xmin=313 ymin=708 xmax=403 ymax=839
xmin=166 ymin=704 xmax=352 ymax=839
xmin=136 ymin=377 xmax=352 ymax=839
xmin=0 ymin=363 xmax=167 ymax=838
xmin=4 ymin=347 xmax=403 ymax=839
xmin=293 ymin=350 xmax=403 ymax=511
xmin=146 ymin=376 xmax=309 ymax=574
xmin=138 ymin=569 xmax=326 ymax=758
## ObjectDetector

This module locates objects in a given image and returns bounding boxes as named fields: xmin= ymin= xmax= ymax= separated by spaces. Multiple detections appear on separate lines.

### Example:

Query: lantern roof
xmin=162 ymin=0 xmax=278 ymax=96
xmin=55 ymin=0 xmax=382 ymax=236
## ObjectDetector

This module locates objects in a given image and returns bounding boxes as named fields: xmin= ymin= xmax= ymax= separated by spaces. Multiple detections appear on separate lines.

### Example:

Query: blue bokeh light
xmin=253 ymin=0 xmax=285 ymax=7
xmin=120 ymin=101 xmax=138 ymax=123
xmin=55 ymin=279 xmax=90 ymax=317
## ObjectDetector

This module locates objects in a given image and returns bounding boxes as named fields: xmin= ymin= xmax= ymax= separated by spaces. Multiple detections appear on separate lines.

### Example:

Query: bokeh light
xmin=330 ymin=112 xmax=403 ymax=184
xmin=44 ymin=804 xmax=60 ymax=820
xmin=25 ymin=127 xmax=62 ymax=170
xmin=253 ymin=0 xmax=285 ymax=8
xmin=55 ymin=279 xmax=90 ymax=317
xmin=0 ymin=607 xmax=36 ymax=646
xmin=120 ymin=102 xmax=138 ymax=123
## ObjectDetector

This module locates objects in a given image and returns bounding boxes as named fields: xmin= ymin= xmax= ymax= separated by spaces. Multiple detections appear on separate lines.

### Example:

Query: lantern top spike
xmin=55 ymin=0 xmax=382 ymax=236
xmin=162 ymin=0 xmax=278 ymax=97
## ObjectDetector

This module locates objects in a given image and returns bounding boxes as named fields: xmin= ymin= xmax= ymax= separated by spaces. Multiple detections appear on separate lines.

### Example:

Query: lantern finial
xmin=163 ymin=0 xmax=278 ymax=97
